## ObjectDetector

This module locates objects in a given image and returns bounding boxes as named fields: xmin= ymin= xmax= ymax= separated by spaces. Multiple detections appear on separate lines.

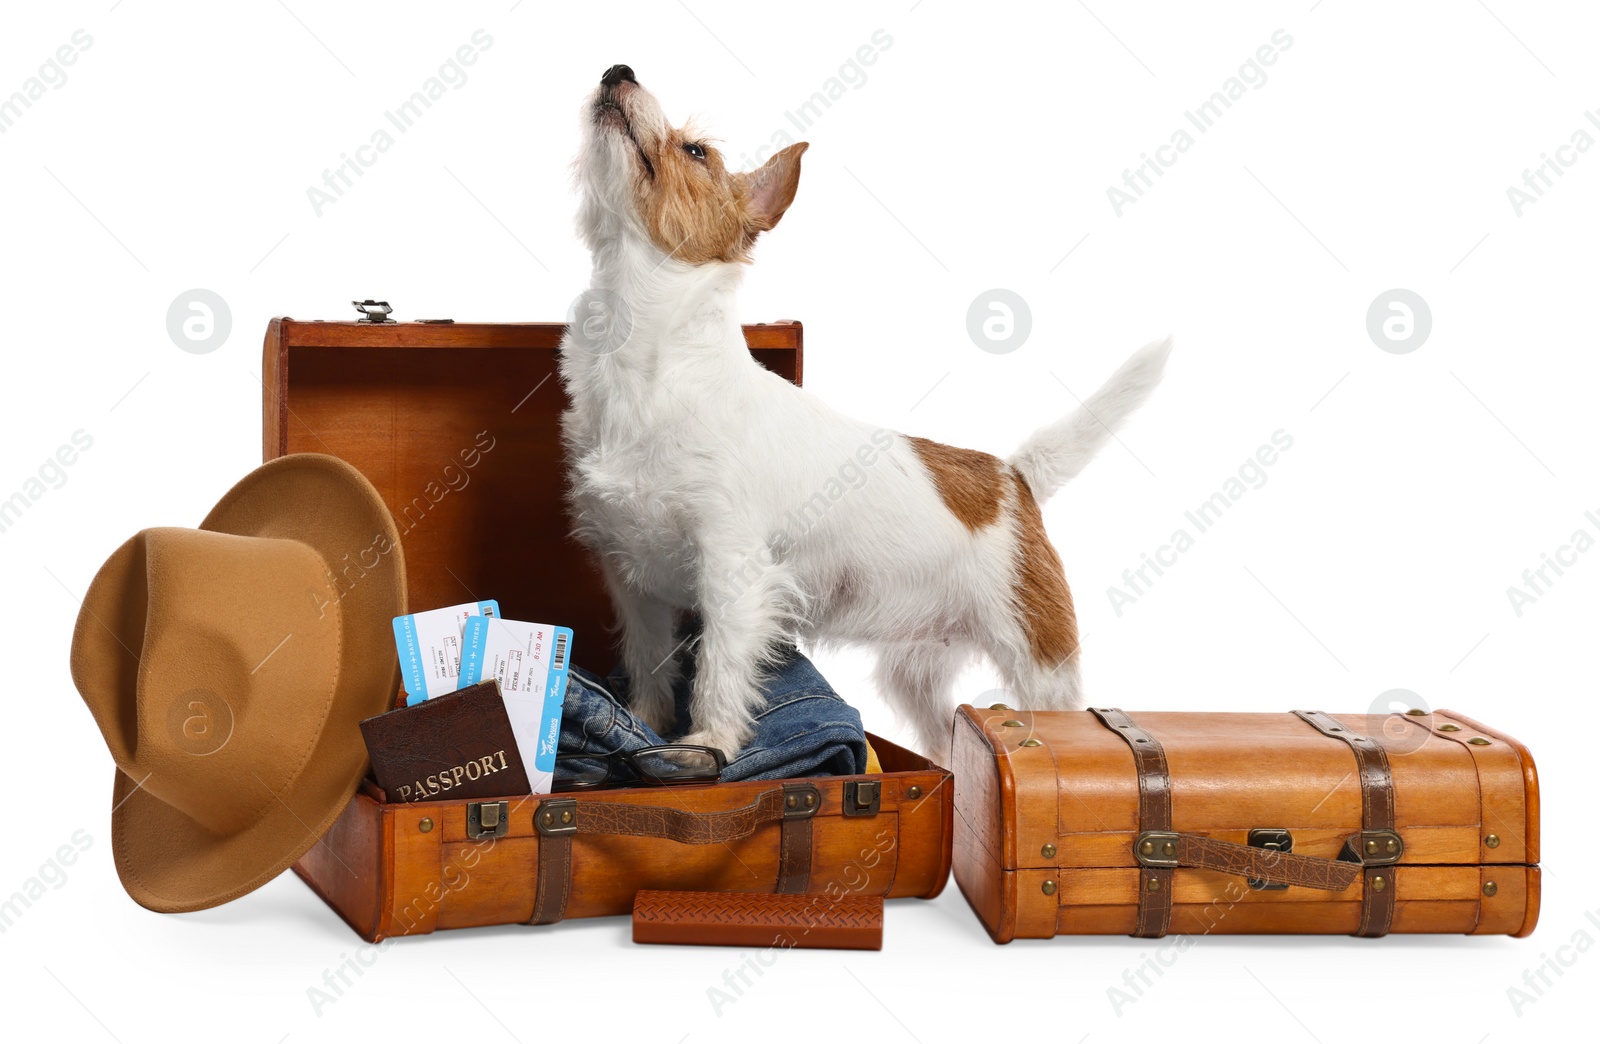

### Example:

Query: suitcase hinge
xmin=466 ymin=800 xmax=510 ymax=840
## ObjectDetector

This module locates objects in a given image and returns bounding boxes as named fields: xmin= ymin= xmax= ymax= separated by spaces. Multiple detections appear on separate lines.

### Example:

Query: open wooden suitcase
xmin=952 ymin=704 xmax=1540 ymax=942
xmin=266 ymin=311 xmax=953 ymax=941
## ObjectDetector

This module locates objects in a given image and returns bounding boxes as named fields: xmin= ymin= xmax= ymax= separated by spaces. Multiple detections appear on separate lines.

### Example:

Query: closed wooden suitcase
xmin=952 ymin=704 xmax=1539 ymax=942
xmin=264 ymin=312 xmax=953 ymax=940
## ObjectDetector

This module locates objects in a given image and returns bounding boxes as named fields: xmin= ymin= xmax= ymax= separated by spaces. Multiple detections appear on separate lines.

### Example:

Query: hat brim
xmin=108 ymin=453 xmax=406 ymax=913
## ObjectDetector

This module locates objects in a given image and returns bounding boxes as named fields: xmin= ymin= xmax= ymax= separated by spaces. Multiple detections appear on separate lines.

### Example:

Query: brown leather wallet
xmin=632 ymin=890 xmax=883 ymax=950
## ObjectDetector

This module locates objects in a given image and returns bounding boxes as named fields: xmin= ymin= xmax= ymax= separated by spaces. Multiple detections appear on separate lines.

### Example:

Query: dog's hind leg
xmin=994 ymin=641 xmax=1085 ymax=712
xmin=872 ymin=641 xmax=966 ymax=764
xmin=983 ymin=468 xmax=1086 ymax=712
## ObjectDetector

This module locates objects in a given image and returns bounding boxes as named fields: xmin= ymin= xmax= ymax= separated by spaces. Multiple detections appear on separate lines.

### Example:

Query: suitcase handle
xmin=528 ymin=782 xmax=820 ymax=924
xmin=535 ymin=783 xmax=820 ymax=844
xmin=1133 ymin=830 xmax=1400 ymax=891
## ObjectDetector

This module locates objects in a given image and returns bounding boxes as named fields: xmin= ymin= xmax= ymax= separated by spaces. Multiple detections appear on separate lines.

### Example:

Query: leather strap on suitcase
xmin=1090 ymin=708 xmax=1403 ymax=939
xmin=1292 ymin=710 xmax=1402 ymax=937
xmin=528 ymin=782 xmax=822 ymax=924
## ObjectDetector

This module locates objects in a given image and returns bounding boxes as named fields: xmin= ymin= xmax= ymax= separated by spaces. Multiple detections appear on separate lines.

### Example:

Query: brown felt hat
xmin=69 ymin=453 xmax=407 ymax=913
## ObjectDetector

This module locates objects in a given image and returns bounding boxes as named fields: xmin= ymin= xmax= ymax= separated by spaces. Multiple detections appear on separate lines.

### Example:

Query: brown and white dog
xmin=560 ymin=65 xmax=1170 ymax=760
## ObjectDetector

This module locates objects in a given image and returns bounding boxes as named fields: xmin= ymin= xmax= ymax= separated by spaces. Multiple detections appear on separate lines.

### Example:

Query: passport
xmin=359 ymin=679 xmax=533 ymax=802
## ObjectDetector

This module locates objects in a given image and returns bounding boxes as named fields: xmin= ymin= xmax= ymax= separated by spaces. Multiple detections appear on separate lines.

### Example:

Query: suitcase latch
xmin=467 ymin=800 xmax=510 ymax=840
xmin=1248 ymin=828 xmax=1293 ymax=890
xmin=1134 ymin=831 xmax=1180 ymax=868
xmin=842 ymin=780 xmax=880 ymax=817
xmin=352 ymin=299 xmax=395 ymax=323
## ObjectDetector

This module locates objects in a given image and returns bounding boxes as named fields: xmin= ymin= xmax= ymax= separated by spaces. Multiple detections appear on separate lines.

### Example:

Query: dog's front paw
xmin=677 ymin=725 xmax=753 ymax=765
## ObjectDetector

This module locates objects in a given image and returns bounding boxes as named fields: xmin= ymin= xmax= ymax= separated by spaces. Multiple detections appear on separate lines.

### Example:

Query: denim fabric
xmin=557 ymin=644 xmax=867 ymax=785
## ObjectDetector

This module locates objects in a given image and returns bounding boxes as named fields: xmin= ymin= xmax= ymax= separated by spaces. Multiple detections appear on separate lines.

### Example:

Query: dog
xmin=560 ymin=65 xmax=1170 ymax=761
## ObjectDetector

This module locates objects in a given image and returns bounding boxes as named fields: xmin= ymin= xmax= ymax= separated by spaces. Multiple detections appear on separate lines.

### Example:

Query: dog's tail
xmin=1008 ymin=337 xmax=1172 ymax=503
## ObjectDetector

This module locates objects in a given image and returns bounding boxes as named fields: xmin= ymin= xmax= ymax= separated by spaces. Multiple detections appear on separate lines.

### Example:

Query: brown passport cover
xmin=359 ymin=680 xmax=532 ymax=802
xmin=632 ymin=890 xmax=884 ymax=950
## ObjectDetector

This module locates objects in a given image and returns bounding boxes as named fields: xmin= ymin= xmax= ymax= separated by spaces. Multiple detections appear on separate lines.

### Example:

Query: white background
xmin=2 ymin=1 xmax=1595 ymax=1040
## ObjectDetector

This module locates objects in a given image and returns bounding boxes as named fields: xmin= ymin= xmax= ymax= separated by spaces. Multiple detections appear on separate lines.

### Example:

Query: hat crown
xmin=78 ymin=527 xmax=343 ymax=836
xmin=69 ymin=452 xmax=407 ymax=912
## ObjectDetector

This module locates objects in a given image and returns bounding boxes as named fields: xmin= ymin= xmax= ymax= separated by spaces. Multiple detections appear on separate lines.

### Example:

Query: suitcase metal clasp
xmin=842 ymin=780 xmax=880 ymax=817
xmin=467 ymin=800 xmax=510 ymax=840
xmin=1248 ymin=828 xmax=1294 ymax=890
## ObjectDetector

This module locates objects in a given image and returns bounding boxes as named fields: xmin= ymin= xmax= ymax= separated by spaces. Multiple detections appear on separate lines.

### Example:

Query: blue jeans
xmin=557 ymin=644 xmax=867 ymax=784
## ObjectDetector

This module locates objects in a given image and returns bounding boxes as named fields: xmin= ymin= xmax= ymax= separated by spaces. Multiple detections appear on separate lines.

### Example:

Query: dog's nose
xmin=601 ymin=65 xmax=636 ymax=87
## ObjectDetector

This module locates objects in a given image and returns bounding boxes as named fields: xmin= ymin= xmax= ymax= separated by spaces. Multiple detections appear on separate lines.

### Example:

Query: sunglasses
xmin=553 ymin=745 xmax=727 ymax=792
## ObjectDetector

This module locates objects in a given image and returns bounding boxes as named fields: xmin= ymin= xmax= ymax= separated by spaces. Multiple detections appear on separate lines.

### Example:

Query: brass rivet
xmin=1020 ymin=738 xmax=1043 ymax=747
xmin=1485 ymin=834 xmax=1501 ymax=849
xmin=1146 ymin=877 xmax=1162 ymax=892
xmin=1002 ymin=720 xmax=1025 ymax=728
xmin=1405 ymin=708 xmax=1426 ymax=716
xmin=1041 ymin=843 xmax=1057 ymax=859
xmin=786 ymin=795 xmax=798 ymax=809
xmin=1438 ymin=723 xmax=1461 ymax=732
xmin=1386 ymin=839 xmax=1398 ymax=854
xmin=1484 ymin=880 xmax=1499 ymax=897
xmin=1161 ymin=842 xmax=1175 ymax=857
xmin=1140 ymin=840 xmax=1155 ymax=856
xmin=1365 ymin=839 xmax=1378 ymax=855
xmin=1041 ymin=880 xmax=1057 ymax=896
xmin=1371 ymin=875 xmax=1386 ymax=892
xmin=805 ymin=794 xmax=815 ymax=807
xmin=560 ymin=810 xmax=573 ymax=824
xmin=1468 ymin=737 xmax=1491 ymax=746
xmin=907 ymin=785 xmax=922 ymax=799
xmin=990 ymin=703 xmax=1009 ymax=711
xmin=542 ymin=812 xmax=552 ymax=825
xmin=418 ymin=818 xmax=433 ymax=834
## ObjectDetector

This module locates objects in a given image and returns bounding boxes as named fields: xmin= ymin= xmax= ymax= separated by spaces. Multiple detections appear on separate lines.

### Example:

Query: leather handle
xmin=529 ymin=783 xmax=819 ymax=925
xmin=541 ymin=785 xmax=818 ymax=845
xmin=1140 ymin=832 xmax=1361 ymax=891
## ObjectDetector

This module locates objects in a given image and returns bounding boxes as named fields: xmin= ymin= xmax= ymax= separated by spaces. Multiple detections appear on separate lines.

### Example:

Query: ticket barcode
xmin=551 ymin=632 xmax=568 ymax=671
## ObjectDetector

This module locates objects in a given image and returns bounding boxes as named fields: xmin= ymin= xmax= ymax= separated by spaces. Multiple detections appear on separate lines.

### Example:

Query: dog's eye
xmin=682 ymin=141 xmax=707 ymax=161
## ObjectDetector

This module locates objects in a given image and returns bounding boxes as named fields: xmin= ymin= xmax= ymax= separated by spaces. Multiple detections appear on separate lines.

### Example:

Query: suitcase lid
xmin=956 ymin=705 xmax=1538 ymax=874
xmin=263 ymin=312 xmax=802 ymax=651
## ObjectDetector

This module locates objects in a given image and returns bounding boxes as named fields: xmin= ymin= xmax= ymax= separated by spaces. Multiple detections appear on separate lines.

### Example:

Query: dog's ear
xmin=742 ymin=142 xmax=808 ymax=234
